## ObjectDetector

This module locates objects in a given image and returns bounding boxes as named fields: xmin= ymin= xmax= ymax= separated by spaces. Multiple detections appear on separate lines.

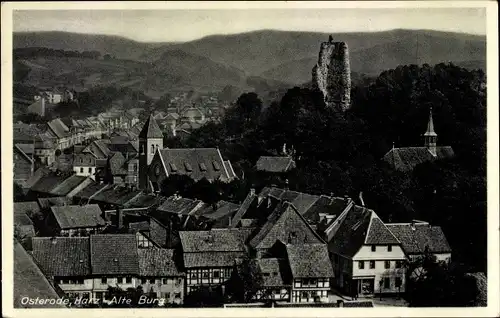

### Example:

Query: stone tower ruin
xmin=312 ymin=37 xmax=351 ymax=112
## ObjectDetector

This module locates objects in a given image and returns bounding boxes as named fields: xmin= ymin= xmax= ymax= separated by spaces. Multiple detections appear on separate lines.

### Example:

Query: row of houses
xmin=20 ymin=175 xmax=452 ymax=304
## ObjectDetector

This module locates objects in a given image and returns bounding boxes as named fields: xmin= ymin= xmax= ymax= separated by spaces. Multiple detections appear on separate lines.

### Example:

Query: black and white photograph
xmin=2 ymin=1 xmax=498 ymax=317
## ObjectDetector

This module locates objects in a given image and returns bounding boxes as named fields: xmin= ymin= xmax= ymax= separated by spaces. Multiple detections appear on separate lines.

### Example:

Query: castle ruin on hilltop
xmin=312 ymin=36 xmax=351 ymax=112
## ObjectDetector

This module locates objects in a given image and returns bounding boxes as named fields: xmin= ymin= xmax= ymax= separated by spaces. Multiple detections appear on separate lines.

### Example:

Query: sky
xmin=13 ymin=6 xmax=486 ymax=43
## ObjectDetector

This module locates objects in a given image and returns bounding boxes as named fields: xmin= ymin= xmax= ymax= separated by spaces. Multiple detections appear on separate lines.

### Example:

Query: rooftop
xmin=50 ymin=204 xmax=105 ymax=230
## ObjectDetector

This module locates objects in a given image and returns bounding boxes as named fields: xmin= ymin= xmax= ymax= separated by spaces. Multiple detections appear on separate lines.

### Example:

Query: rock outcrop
xmin=312 ymin=37 xmax=351 ymax=112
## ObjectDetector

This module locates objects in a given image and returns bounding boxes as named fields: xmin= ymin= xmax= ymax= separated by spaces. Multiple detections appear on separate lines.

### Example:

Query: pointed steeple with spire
xmin=139 ymin=114 xmax=163 ymax=139
xmin=424 ymin=107 xmax=437 ymax=156
xmin=138 ymin=113 xmax=164 ymax=190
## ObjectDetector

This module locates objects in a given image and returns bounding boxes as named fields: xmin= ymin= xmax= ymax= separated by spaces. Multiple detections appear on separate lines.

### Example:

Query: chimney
xmin=50 ymin=237 xmax=57 ymax=245
xmin=359 ymin=192 xmax=365 ymax=207
xmin=41 ymin=97 xmax=46 ymax=117
xmin=284 ymin=179 xmax=289 ymax=190
xmin=411 ymin=221 xmax=416 ymax=231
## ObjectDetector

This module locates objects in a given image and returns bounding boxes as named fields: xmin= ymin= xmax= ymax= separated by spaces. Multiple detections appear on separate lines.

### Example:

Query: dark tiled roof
xmin=179 ymin=229 xmax=247 ymax=253
xmin=139 ymin=115 xmax=163 ymax=139
xmin=230 ymin=190 xmax=257 ymax=228
xmin=256 ymin=156 xmax=296 ymax=173
xmin=25 ymin=167 xmax=51 ymax=188
xmin=303 ymin=195 xmax=349 ymax=224
xmin=32 ymin=237 xmax=91 ymax=276
xmin=72 ymin=183 xmax=109 ymax=201
xmin=183 ymin=251 xmax=245 ymax=268
xmin=90 ymin=234 xmax=139 ymax=275
xmin=47 ymin=119 xmax=70 ymax=138
xmin=125 ymin=193 xmax=162 ymax=208
xmin=138 ymin=249 xmax=183 ymax=277
xmin=50 ymin=175 xmax=89 ymax=196
xmin=193 ymin=201 xmax=240 ymax=220
xmin=249 ymin=202 xmax=324 ymax=249
xmin=383 ymin=146 xmax=454 ymax=172
xmin=14 ymin=201 xmax=41 ymax=220
xmin=386 ymin=223 xmax=452 ymax=254
xmin=159 ymin=148 xmax=233 ymax=182
xmin=327 ymin=206 xmax=374 ymax=258
xmin=30 ymin=173 xmax=67 ymax=193
xmin=37 ymin=197 xmax=70 ymax=209
xmin=258 ymin=258 xmax=291 ymax=287
xmin=365 ymin=217 xmax=400 ymax=245
xmin=286 ymin=244 xmax=334 ymax=278
xmin=14 ymin=241 xmax=66 ymax=308
xmin=91 ymin=185 xmax=141 ymax=206
xmin=50 ymin=204 xmax=105 ymax=229
xmin=258 ymin=187 xmax=320 ymax=215
xmin=74 ymin=153 xmax=96 ymax=167
xmin=157 ymin=196 xmax=202 ymax=215
xmin=129 ymin=221 xmax=150 ymax=232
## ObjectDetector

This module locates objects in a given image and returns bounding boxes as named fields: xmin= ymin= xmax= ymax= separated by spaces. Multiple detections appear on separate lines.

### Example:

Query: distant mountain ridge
xmin=13 ymin=29 xmax=486 ymax=90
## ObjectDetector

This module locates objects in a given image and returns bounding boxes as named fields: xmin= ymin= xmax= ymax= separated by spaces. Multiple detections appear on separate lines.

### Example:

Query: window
xmin=369 ymin=261 xmax=375 ymax=269
xmin=184 ymin=162 xmax=193 ymax=172
xmin=163 ymin=278 xmax=169 ymax=284
xmin=169 ymin=162 xmax=177 ymax=172
xmin=150 ymin=145 xmax=155 ymax=154
xmin=213 ymin=270 xmax=220 ymax=278
xmin=164 ymin=292 xmax=171 ymax=299
xmin=371 ymin=245 xmax=376 ymax=252
xmin=117 ymin=277 xmax=124 ymax=284
xmin=388 ymin=245 xmax=392 ymax=252
xmin=202 ymin=271 xmax=209 ymax=279
xmin=80 ymin=167 xmax=84 ymax=173
xmin=88 ymin=167 xmax=92 ymax=173
xmin=310 ymin=279 xmax=317 ymax=286
xmin=199 ymin=162 xmax=207 ymax=171
xmin=396 ymin=260 xmax=403 ymax=268
xmin=384 ymin=277 xmax=390 ymax=289
xmin=77 ymin=279 xmax=84 ymax=284
xmin=101 ymin=278 xmax=107 ymax=284
xmin=126 ymin=277 xmax=132 ymax=284
xmin=385 ymin=261 xmax=391 ymax=269
xmin=212 ymin=161 xmax=221 ymax=171
xmin=133 ymin=164 xmax=137 ymax=172
xmin=176 ymin=278 xmax=182 ymax=286
xmin=141 ymin=278 xmax=147 ymax=284
xmin=263 ymin=273 xmax=270 ymax=277
xmin=358 ymin=261 xmax=365 ymax=269
xmin=395 ymin=277 xmax=402 ymax=288
xmin=174 ymin=292 xmax=181 ymax=299
xmin=63 ymin=279 xmax=70 ymax=284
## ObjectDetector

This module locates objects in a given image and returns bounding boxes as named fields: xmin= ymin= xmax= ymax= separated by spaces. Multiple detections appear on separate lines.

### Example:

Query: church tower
xmin=139 ymin=114 xmax=164 ymax=190
xmin=424 ymin=107 xmax=438 ymax=156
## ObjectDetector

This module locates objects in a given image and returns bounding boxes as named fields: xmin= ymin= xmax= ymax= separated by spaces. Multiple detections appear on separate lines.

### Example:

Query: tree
xmin=226 ymin=257 xmax=263 ymax=303
xmin=14 ymin=182 xmax=26 ymax=202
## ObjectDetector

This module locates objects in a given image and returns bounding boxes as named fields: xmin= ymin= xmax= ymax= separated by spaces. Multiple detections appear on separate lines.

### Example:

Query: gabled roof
xmin=14 ymin=241 xmax=66 ymax=308
xmin=26 ymin=167 xmax=51 ymax=188
xmin=138 ymin=249 xmax=183 ymax=277
xmin=14 ymin=144 xmax=33 ymax=164
xmin=90 ymin=234 xmax=139 ymax=275
xmin=15 ymin=143 xmax=35 ymax=157
xmin=249 ymin=202 xmax=325 ymax=249
xmin=258 ymin=258 xmax=291 ymax=287
xmin=230 ymin=190 xmax=257 ymax=228
xmin=139 ymin=114 xmax=163 ymax=139
xmin=256 ymin=156 xmax=296 ymax=173
xmin=47 ymin=119 xmax=70 ymax=139
xmin=157 ymin=196 xmax=203 ymax=215
xmin=385 ymin=222 xmax=452 ymax=254
xmin=365 ymin=216 xmax=400 ymax=245
xmin=286 ymin=244 xmax=334 ymax=278
xmin=179 ymin=229 xmax=247 ymax=253
xmin=30 ymin=173 xmax=68 ymax=193
xmin=91 ymin=185 xmax=141 ymax=206
xmin=32 ymin=237 xmax=91 ymax=276
xmin=327 ymin=205 xmax=373 ymax=258
xmin=50 ymin=175 xmax=90 ymax=196
xmin=72 ymin=183 xmax=109 ymax=201
xmin=258 ymin=187 xmax=320 ymax=215
xmin=50 ymin=204 xmax=105 ymax=229
xmin=125 ymin=193 xmax=162 ymax=209
xmin=303 ymin=195 xmax=349 ymax=224
xmin=14 ymin=201 xmax=41 ymax=220
xmin=382 ymin=146 xmax=454 ymax=172
xmin=158 ymin=148 xmax=233 ymax=182
xmin=37 ymin=197 xmax=70 ymax=210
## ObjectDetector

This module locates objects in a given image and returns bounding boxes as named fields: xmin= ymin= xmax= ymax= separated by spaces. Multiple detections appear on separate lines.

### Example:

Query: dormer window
xmin=212 ymin=161 xmax=220 ymax=171
xmin=184 ymin=162 xmax=193 ymax=172
xmin=199 ymin=162 xmax=207 ymax=171
xmin=170 ymin=163 xmax=178 ymax=172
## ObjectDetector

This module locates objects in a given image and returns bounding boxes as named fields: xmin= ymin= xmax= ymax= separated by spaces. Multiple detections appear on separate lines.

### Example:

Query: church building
xmin=138 ymin=115 xmax=237 ymax=192
xmin=382 ymin=107 xmax=454 ymax=172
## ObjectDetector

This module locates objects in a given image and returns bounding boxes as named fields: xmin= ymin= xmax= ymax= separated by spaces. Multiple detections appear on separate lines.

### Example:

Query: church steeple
xmin=138 ymin=113 xmax=164 ymax=190
xmin=424 ymin=107 xmax=437 ymax=156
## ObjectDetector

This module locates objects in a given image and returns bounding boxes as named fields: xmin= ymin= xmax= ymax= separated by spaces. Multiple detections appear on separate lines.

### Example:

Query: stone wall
xmin=312 ymin=38 xmax=351 ymax=112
